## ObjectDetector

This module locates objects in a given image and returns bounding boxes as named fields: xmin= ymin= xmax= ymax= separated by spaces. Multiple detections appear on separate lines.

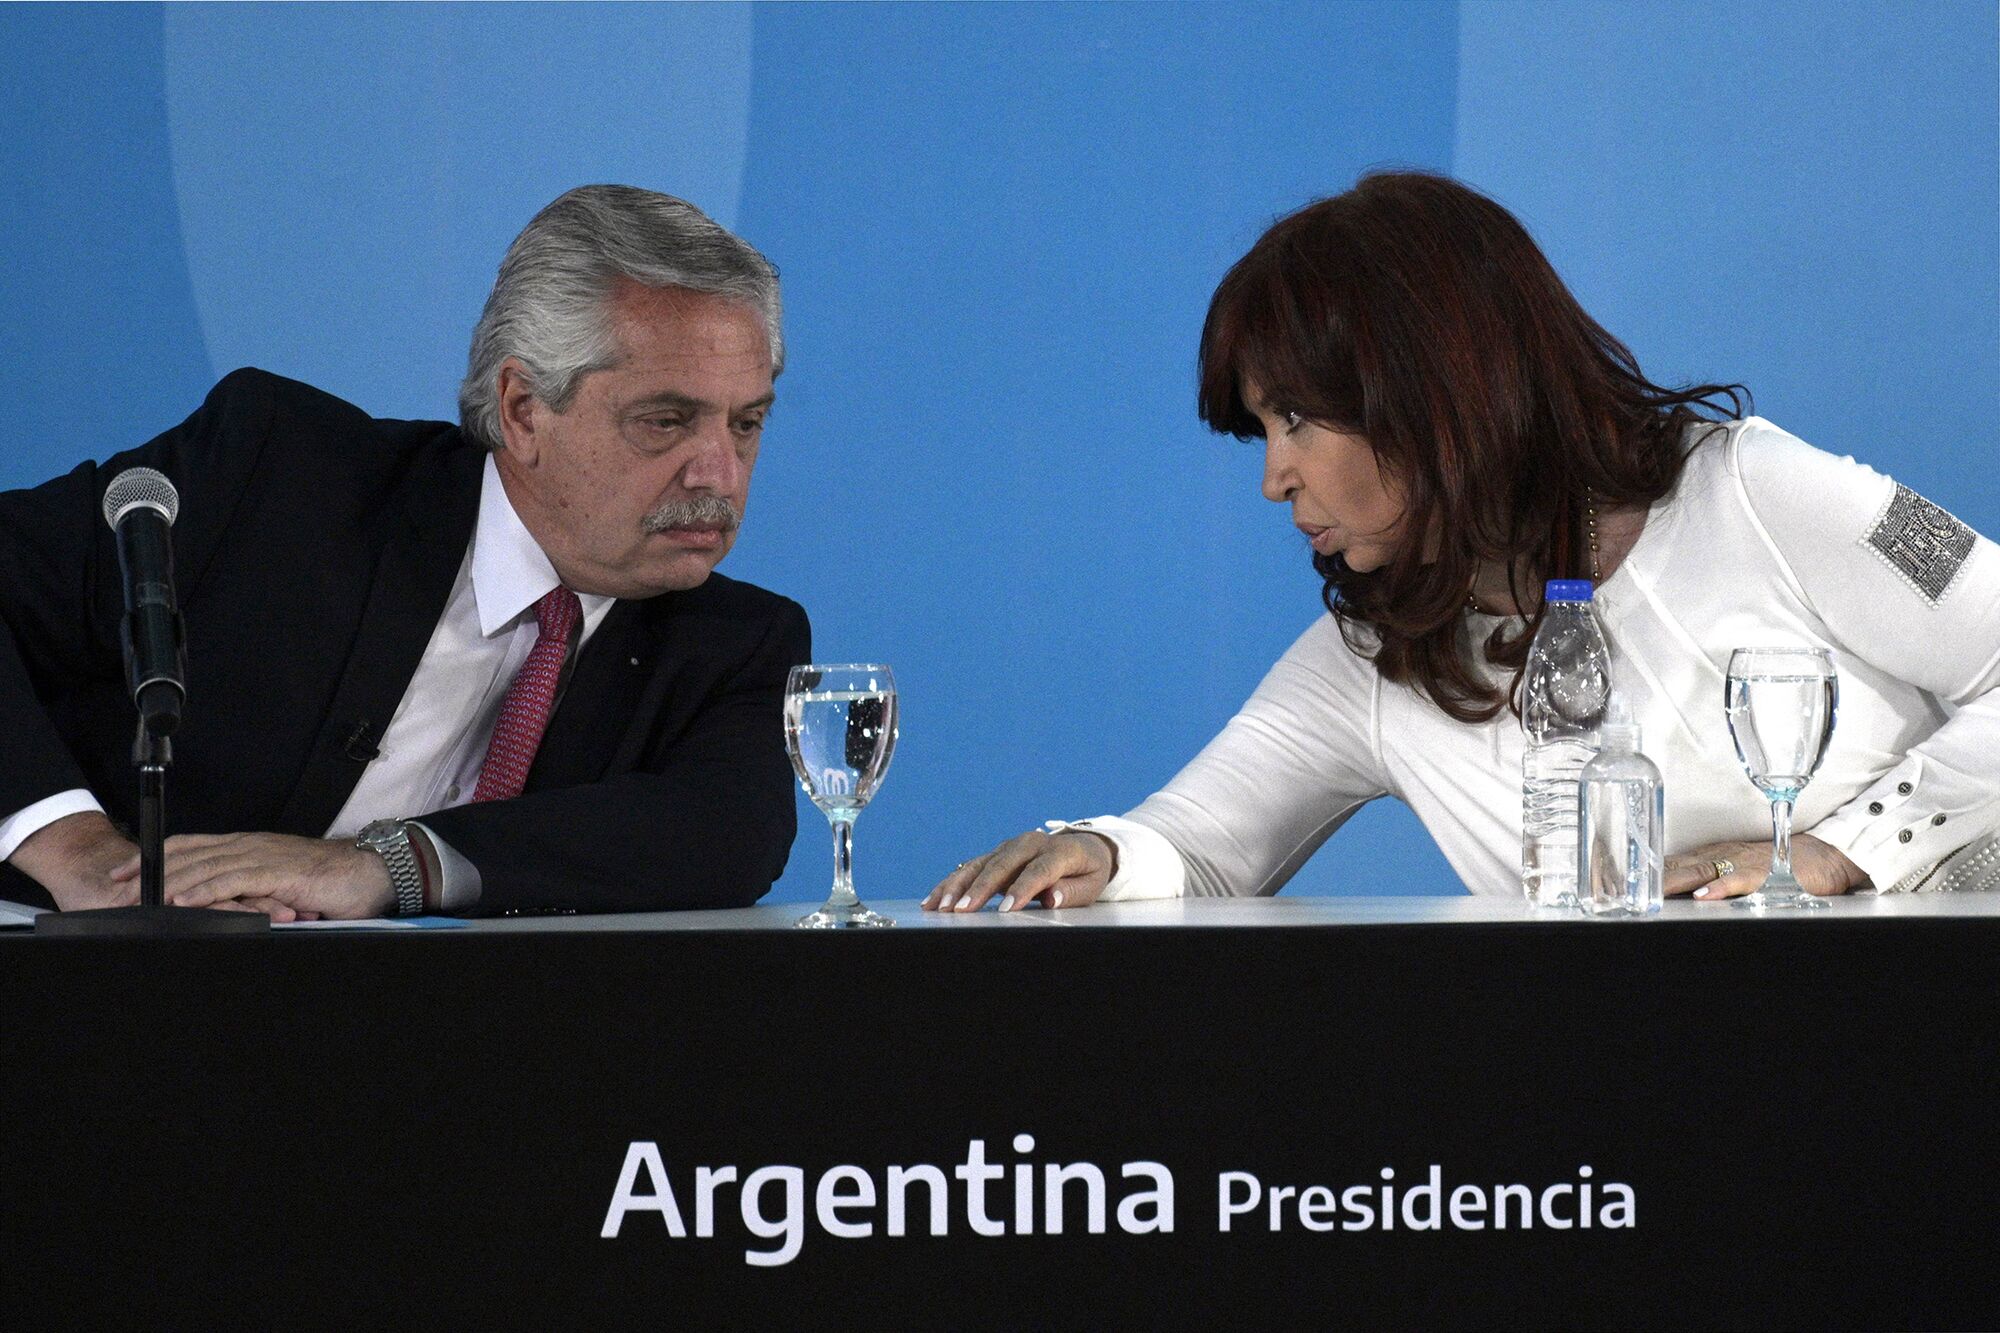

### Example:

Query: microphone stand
xmin=35 ymin=712 xmax=267 ymax=937
xmin=136 ymin=720 xmax=169 ymax=910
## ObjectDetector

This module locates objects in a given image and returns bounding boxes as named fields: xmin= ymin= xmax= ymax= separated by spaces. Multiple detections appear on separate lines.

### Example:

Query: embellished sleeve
xmin=1731 ymin=421 xmax=2000 ymax=889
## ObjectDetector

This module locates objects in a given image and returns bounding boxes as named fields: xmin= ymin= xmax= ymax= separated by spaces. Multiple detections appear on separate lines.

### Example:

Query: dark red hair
xmin=1198 ymin=171 xmax=1745 ymax=721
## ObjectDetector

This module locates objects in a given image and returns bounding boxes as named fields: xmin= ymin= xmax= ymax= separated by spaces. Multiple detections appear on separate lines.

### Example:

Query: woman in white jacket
xmin=927 ymin=172 xmax=2000 ymax=913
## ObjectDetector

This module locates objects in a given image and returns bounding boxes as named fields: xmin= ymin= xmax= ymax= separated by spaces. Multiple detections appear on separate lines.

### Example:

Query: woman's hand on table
xmin=1665 ymin=834 xmax=1870 ymax=899
xmin=922 ymin=830 xmax=1118 ymax=913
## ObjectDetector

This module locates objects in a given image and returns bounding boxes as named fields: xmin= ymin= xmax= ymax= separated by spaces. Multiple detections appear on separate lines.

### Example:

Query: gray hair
xmin=458 ymin=185 xmax=783 ymax=451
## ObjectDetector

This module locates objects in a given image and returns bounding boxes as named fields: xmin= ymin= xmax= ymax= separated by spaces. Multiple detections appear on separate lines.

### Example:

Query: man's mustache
xmin=643 ymin=495 xmax=742 ymax=533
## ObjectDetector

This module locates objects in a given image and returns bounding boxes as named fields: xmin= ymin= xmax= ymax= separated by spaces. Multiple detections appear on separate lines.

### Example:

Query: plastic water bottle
xmin=1521 ymin=580 xmax=1610 ymax=908
xmin=1577 ymin=695 xmax=1665 ymax=916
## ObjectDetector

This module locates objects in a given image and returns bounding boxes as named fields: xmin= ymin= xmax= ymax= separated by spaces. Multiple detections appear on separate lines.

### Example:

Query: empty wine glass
xmin=1724 ymin=647 xmax=1838 ymax=910
xmin=784 ymin=664 xmax=899 ymax=928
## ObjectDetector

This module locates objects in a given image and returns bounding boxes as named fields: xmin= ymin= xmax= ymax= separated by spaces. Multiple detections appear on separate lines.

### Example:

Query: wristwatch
xmin=356 ymin=819 xmax=425 ymax=917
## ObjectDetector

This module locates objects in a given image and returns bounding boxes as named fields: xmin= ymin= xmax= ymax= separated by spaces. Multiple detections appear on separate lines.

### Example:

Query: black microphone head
xmin=103 ymin=467 xmax=179 ymax=530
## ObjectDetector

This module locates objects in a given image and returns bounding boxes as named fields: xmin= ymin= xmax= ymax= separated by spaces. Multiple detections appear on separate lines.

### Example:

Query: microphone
xmin=342 ymin=720 xmax=381 ymax=762
xmin=102 ymin=467 xmax=187 ymax=736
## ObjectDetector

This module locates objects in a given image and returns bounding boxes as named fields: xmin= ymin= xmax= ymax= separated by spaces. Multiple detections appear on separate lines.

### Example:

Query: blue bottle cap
xmin=1544 ymin=579 xmax=1595 ymax=602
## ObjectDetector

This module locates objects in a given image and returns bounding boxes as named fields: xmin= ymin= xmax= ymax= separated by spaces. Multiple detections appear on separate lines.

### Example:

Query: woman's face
xmin=1245 ymin=383 xmax=1408 ymax=573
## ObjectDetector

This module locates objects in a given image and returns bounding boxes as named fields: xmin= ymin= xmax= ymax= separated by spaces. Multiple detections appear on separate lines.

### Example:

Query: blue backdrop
xmin=3 ymin=2 xmax=1994 ymax=903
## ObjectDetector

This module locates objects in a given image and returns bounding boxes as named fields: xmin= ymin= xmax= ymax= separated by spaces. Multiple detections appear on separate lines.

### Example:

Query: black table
xmin=5 ymin=894 xmax=1997 ymax=1329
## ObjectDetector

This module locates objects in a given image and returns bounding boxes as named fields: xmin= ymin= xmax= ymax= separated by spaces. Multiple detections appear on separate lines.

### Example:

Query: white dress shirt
xmin=0 ymin=454 xmax=614 ymax=910
xmin=1067 ymin=418 xmax=2000 ymax=900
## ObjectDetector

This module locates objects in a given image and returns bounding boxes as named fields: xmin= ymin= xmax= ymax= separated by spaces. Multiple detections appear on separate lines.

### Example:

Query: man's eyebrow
xmin=625 ymin=391 xmax=704 ymax=414
xmin=624 ymin=390 xmax=776 ymax=414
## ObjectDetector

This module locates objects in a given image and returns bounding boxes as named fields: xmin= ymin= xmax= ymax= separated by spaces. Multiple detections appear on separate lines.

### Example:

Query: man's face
xmin=495 ymin=280 xmax=774 ymax=599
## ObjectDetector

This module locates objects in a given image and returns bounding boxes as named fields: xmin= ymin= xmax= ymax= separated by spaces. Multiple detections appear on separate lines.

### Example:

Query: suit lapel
xmin=276 ymin=442 xmax=483 ymax=836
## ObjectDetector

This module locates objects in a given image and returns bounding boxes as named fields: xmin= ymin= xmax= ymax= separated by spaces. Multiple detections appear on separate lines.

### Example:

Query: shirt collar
xmin=470 ymin=454 xmax=613 ymax=637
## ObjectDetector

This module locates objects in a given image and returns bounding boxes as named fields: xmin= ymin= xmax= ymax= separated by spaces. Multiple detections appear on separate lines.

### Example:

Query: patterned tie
xmin=472 ymin=586 xmax=582 ymax=803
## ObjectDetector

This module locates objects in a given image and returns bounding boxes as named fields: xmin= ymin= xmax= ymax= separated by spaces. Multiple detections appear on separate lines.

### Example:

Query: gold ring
xmin=1711 ymin=858 xmax=1735 ymax=878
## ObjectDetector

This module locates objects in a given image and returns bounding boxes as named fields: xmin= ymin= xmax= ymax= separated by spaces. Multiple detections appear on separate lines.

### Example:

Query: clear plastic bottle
xmin=1521 ymin=579 xmax=1610 ymax=908
xmin=1577 ymin=695 xmax=1665 ymax=916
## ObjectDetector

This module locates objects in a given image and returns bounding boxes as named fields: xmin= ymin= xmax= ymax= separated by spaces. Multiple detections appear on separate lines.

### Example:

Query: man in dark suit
xmin=0 ymin=185 xmax=808 ymax=919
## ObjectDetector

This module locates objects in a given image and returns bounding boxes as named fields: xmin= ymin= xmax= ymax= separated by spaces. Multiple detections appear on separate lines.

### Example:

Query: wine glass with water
xmin=1724 ymin=647 xmax=1838 ymax=910
xmin=785 ymin=664 xmax=899 ymax=928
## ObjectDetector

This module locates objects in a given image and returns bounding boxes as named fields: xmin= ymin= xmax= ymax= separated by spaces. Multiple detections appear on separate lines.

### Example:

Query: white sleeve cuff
xmin=1043 ymin=815 xmax=1186 ymax=901
xmin=1812 ymin=754 xmax=1997 ymax=892
xmin=408 ymin=820 xmax=482 ymax=913
xmin=0 ymin=789 xmax=107 ymax=862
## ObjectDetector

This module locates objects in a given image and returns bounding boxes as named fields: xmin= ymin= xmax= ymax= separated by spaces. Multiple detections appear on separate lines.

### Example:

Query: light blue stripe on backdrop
xmin=159 ymin=1 xmax=755 ymax=423
xmin=0 ymin=4 xmax=210 ymax=469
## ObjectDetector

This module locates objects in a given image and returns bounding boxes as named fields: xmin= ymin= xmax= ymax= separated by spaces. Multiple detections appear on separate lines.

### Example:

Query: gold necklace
xmin=1468 ymin=490 xmax=1601 ymax=615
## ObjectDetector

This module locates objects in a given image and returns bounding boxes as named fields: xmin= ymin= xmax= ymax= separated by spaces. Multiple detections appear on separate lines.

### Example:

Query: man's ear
xmin=495 ymin=359 xmax=542 ymax=467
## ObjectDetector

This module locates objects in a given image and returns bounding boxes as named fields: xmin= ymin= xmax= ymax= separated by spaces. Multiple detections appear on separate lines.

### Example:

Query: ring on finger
xmin=1711 ymin=858 xmax=1735 ymax=878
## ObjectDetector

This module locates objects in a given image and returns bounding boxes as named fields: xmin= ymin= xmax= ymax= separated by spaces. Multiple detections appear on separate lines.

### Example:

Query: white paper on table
xmin=272 ymin=916 xmax=462 ymax=930
xmin=0 ymin=899 xmax=46 ymax=928
xmin=0 ymin=901 xmax=460 ymax=930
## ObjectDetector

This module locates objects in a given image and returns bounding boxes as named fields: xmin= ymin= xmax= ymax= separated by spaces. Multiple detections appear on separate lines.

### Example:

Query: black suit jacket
xmin=0 ymin=369 xmax=808 ymax=914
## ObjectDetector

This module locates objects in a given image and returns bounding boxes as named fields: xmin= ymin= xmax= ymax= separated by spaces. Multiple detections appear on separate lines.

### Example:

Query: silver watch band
xmin=357 ymin=819 xmax=425 ymax=917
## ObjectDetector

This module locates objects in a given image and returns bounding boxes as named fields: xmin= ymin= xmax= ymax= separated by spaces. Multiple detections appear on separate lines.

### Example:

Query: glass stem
xmin=1770 ymin=796 xmax=1795 ymax=883
xmin=827 ymin=812 xmax=859 ymax=909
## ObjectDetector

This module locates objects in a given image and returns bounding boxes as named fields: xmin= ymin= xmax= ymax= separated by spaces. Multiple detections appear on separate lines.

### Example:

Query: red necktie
xmin=472 ymin=586 xmax=582 ymax=803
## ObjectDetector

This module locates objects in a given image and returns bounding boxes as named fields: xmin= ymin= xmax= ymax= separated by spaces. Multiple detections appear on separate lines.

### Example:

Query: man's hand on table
xmin=923 ymin=829 xmax=1119 ymax=913
xmin=9 ymin=810 xmax=141 ymax=912
xmin=109 ymin=832 xmax=397 ymax=921
xmin=1665 ymin=833 xmax=1869 ymax=900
